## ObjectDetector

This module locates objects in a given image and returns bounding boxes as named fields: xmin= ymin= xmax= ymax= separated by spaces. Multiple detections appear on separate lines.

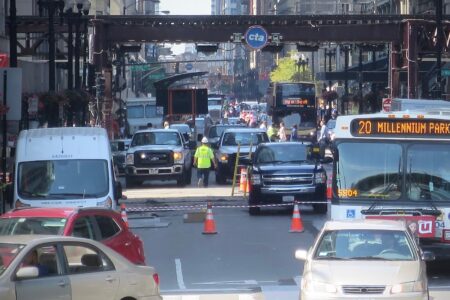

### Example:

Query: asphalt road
xmin=120 ymin=162 xmax=450 ymax=299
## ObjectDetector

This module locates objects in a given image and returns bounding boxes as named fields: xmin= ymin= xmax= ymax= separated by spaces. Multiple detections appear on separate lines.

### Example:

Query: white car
xmin=0 ymin=235 xmax=162 ymax=300
xmin=295 ymin=219 xmax=434 ymax=300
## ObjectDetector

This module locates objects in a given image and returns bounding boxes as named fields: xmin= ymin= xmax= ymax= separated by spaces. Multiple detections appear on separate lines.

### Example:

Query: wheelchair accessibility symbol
xmin=346 ymin=209 xmax=356 ymax=218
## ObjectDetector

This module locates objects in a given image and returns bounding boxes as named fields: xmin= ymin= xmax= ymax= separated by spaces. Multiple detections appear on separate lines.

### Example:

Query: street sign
xmin=244 ymin=25 xmax=269 ymax=50
xmin=441 ymin=69 xmax=450 ymax=77
xmin=382 ymin=97 xmax=392 ymax=112
xmin=185 ymin=63 xmax=193 ymax=71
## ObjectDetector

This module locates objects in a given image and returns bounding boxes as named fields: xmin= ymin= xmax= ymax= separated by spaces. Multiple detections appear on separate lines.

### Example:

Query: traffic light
xmin=95 ymin=75 xmax=105 ymax=98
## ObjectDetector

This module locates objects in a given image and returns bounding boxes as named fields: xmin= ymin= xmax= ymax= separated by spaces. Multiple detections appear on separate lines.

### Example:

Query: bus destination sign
xmin=282 ymin=98 xmax=309 ymax=106
xmin=351 ymin=118 xmax=450 ymax=138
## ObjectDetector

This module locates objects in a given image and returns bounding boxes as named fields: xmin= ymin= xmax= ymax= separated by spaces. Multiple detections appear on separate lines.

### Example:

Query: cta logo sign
xmin=418 ymin=220 xmax=433 ymax=234
xmin=245 ymin=26 xmax=269 ymax=50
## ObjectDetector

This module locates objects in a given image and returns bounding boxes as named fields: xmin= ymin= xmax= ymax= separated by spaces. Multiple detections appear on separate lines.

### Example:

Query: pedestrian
xmin=147 ymin=122 xmax=153 ymax=129
xmin=278 ymin=122 xmax=287 ymax=142
xmin=259 ymin=120 xmax=267 ymax=130
xmin=163 ymin=121 xmax=170 ymax=129
xmin=318 ymin=120 xmax=328 ymax=157
xmin=267 ymin=123 xmax=278 ymax=142
xmin=194 ymin=137 xmax=217 ymax=187
xmin=290 ymin=124 xmax=298 ymax=141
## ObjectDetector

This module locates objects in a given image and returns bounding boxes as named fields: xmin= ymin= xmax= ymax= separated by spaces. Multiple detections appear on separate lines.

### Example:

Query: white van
xmin=13 ymin=127 xmax=122 ymax=209
xmin=126 ymin=97 xmax=164 ymax=134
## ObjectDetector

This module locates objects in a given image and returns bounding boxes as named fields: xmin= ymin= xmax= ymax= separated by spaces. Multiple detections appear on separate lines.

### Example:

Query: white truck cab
xmin=13 ymin=127 xmax=122 ymax=209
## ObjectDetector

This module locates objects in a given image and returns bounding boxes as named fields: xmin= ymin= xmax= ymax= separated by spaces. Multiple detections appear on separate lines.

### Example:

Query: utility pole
xmin=9 ymin=0 xmax=17 ymax=67
xmin=435 ymin=0 xmax=443 ymax=99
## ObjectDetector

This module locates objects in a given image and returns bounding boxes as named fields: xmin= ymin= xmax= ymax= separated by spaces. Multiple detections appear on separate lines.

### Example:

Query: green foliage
xmin=270 ymin=57 xmax=312 ymax=82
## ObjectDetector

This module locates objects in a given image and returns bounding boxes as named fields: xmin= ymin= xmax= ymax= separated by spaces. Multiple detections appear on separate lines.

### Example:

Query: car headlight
xmin=251 ymin=174 xmax=261 ymax=185
xmin=315 ymin=172 xmax=326 ymax=184
xmin=126 ymin=154 xmax=134 ymax=165
xmin=173 ymin=152 xmax=183 ymax=162
xmin=219 ymin=153 xmax=228 ymax=163
xmin=391 ymin=281 xmax=425 ymax=294
xmin=310 ymin=131 xmax=315 ymax=136
xmin=302 ymin=279 xmax=337 ymax=294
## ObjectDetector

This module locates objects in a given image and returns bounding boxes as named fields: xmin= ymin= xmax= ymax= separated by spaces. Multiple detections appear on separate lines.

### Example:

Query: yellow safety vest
xmin=195 ymin=145 xmax=214 ymax=169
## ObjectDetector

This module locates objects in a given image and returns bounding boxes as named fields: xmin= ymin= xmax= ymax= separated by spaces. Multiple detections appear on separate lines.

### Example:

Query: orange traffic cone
xmin=120 ymin=203 xmax=129 ymax=228
xmin=202 ymin=202 xmax=217 ymax=234
xmin=326 ymin=177 xmax=332 ymax=200
xmin=239 ymin=167 xmax=248 ymax=192
xmin=289 ymin=202 xmax=304 ymax=233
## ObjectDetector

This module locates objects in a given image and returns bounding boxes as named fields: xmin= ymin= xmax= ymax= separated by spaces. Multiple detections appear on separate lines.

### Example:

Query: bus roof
xmin=334 ymin=110 xmax=450 ymax=140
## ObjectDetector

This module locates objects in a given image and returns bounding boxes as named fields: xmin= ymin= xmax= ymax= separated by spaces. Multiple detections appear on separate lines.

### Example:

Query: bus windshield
xmin=336 ymin=141 xmax=450 ymax=202
xmin=18 ymin=160 xmax=109 ymax=200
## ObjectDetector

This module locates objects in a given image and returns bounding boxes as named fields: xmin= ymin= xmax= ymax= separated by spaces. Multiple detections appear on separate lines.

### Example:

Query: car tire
xmin=313 ymin=203 xmax=327 ymax=214
xmin=248 ymin=191 xmax=261 ymax=215
xmin=177 ymin=175 xmax=187 ymax=187
xmin=216 ymin=172 xmax=226 ymax=185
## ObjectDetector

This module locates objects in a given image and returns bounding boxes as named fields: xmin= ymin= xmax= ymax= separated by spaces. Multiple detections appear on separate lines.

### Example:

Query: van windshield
xmin=18 ymin=160 xmax=109 ymax=199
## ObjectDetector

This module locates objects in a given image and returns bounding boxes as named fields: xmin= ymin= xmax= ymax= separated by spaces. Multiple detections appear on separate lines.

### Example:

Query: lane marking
xmin=175 ymin=258 xmax=186 ymax=290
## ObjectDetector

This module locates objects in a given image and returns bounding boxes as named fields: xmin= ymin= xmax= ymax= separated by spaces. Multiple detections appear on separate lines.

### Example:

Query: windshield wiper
xmin=20 ymin=191 xmax=47 ymax=198
xmin=315 ymin=256 xmax=345 ymax=260
xmin=349 ymin=256 xmax=388 ymax=260
xmin=47 ymin=193 xmax=99 ymax=199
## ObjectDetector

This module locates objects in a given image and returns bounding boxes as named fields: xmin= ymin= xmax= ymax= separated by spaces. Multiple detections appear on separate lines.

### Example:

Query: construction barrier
xmin=289 ymin=202 xmax=304 ymax=233
xmin=120 ymin=203 xmax=129 ymax=228
xmin=239 ymin=167 xmax=249 ymax=193
xmin=202 ymin=202 xmax=217 ymax=234
xmin=326 ymin=177 xmax=332 ymax=200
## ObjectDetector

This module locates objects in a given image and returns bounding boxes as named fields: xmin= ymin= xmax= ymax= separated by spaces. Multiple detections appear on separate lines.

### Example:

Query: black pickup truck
xmin=246 ymin=142 xmax=329 ymax=215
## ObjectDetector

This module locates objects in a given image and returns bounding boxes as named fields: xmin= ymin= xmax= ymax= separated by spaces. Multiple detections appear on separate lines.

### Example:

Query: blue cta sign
xmin=244 ymin=25 xmax=269 ymax=50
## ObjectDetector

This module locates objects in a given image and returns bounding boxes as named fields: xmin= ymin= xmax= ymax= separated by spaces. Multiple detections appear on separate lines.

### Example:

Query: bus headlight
xmin=302 ymin=279 xmax=337 ymax=294
xmin=126 ymin=154 xmax=134 ymax=165
xmin=173 ymin=152 xmax=183 ymax=163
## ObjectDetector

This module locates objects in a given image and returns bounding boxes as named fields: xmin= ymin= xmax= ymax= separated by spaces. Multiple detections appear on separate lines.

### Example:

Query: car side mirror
xmin=320 ymin=156 xmax=333 ymax=164
xmin=240 ymin=156 xmax=252 ymax=166
xmin=10 ymin=147 xmax=15 ymax=157
xmin=421 ymin=250 xmax=435 ymax=262
xmin=117 ymin=142 xmax=125 ymax=152
xmin=16 ymin=266 xmax=39 ymax=280
xmin=295 ymin=249 xmax=308 ymax=260
xmin=188 ymin=141 xmax=197 ymax=150
xmin=197 ymin=134 xmax=203 ymax=142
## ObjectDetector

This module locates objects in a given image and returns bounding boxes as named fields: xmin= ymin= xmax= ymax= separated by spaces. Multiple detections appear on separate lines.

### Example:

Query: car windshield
xmin=209 ymin=126 xmax=241 ymax=138
xmin=132 ymin=132 xmax=182 ymax=146
xmin=0 ymin=217 xmax=66 ymax=235
xmin=18 ymin=160 xmax=109 ymax=199
xmin=315 ymin=229 xmax=415 ymax=260
xmin=0 ymin=243 xmax=25 ymax=275
xmin=170 ymin=125 xmax=189 ymax=134
xmin=256 ymin=144 xmax=311 ymax=163
xmin=222 ymin=132 xmax=268 ymax=146
xmin=336 ymin=142 xmax=450 ymax=202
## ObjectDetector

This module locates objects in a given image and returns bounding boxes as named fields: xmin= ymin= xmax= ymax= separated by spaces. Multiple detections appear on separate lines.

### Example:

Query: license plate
xmin=282 ymin=196 xmax=295 ymax=202
xmin=149 ymin=169 xmax=158 ymax=175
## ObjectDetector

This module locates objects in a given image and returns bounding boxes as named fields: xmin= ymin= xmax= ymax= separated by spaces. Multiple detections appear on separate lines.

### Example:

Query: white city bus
xmin=331 ymin=110 xmax=450 ymax=260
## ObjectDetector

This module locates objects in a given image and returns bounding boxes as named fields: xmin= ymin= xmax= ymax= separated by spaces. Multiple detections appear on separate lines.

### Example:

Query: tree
xmin=270 ymin=57 xmax=298 ymax=82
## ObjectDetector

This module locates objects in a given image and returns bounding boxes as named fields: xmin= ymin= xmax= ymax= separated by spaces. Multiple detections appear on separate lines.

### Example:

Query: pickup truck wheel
xmin=313 ymin=203 xmax=327 ymax=214
xmin=186 ymin=168 xmax=192 ymax=185
xmin=125 ymin=176 xmax=138 ymax=188
xmin=215 ymin=173 xmax=226 ymax=185
xmin=248 ymin=192 xmax=261 ymax=215
xmin=177 ymin=176 xmax=187 ymax=187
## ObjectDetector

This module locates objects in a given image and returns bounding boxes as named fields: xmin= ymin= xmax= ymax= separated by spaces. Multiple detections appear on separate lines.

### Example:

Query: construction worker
xmin=194 ymin=137 xmax=217 ymax=187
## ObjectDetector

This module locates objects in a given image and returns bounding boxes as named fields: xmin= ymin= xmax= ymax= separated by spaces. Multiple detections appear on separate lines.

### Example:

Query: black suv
xmin=246 ymin=142 xmax=328 ymax=215
xmin=214 ymin=128 xmax=269 ymax=184
xmin=125 ymin=129 xmax=194 ymax=187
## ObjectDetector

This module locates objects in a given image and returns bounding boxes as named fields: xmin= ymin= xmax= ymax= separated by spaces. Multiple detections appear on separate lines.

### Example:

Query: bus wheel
xmin=313 ymin=203 xmax=327 ymax=214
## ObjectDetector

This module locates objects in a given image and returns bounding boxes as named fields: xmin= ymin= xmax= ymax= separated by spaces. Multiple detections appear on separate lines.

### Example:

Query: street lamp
xmin=64 ymin=0 xmax=91 ymax=90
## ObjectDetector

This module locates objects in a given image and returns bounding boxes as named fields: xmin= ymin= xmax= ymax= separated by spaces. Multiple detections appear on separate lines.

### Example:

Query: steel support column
xmin=405 ymin=21 xmax=418 ymax=99
xmin=92 ymin=20 xmax=107 ymax=72
xmin=390 ymin=42 xmax=401 ymax=98
xmin=9 ymin=0 xmax=17 ymax=67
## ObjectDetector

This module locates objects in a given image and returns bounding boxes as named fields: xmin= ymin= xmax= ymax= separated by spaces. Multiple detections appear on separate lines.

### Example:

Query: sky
xmin=159 ymin=0 xmax=211 ymax=15
xmin=158 ymin=0 xmax=212 ymax=54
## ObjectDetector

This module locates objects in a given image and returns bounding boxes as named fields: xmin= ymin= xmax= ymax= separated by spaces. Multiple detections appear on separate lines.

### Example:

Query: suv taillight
xmin=153 ymin=273 xmax=160 ymax=286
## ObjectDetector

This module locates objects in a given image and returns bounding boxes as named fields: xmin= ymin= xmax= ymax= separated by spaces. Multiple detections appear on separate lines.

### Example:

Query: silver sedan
xmin=0 ymin=235 xmax=162 ymax=300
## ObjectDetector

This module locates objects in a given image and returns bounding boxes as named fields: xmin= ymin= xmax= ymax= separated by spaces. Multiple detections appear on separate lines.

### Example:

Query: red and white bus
xmin=331 ymin=110 xmax=450 ymax=260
